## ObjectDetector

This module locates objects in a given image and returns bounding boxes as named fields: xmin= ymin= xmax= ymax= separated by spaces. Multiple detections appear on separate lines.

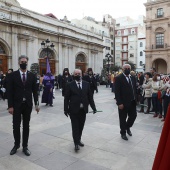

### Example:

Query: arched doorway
xmin=0 ymin=44 xmax=8 ymax=73
xmin=152 ymin=59 xmax=167 ymax=74
xmin=75 ymin=53 xmax=86 ymax=73
xmin=39 ymin=49 xmax=56 ymax=75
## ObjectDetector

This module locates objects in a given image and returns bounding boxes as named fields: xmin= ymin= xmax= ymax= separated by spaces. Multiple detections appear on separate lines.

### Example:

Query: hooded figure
xmin=41 ymin=72 xmax=55 ymax=106
xmin=82 ymin=68 xmax=97 ymax=96
xmin=61 ymin=68 xmax=73 ymax=96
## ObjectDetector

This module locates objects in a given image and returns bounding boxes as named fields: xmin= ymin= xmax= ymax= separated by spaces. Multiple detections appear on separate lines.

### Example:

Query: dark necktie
xmin=127 ymin=76 xmax=135 ymax=100
xmin=22 ymin=73 xmax=26 ymax=85
xmin=78 ymin=83 xmax=83 ymax=103
xmin=78 ymin=83 xmax=82 ymax=91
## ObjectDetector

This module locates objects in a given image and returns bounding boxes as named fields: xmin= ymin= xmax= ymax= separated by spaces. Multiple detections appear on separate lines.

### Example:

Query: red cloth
xmin=152 ymin=104 xmax=170 ymax=170
xmin=157 ymin=91 xmax=162 ymax=103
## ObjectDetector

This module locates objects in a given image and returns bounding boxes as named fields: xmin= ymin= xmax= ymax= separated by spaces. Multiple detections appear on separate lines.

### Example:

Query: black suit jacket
xmin=64 ymin=80 xmax=96 ymax=114
xmin=7 ymin=70 xmax=38 ymax=109
xmin=115 ymin=73 xmax=137 ymax=107
xmin=83 ymin=75 xmax=97 ymax=91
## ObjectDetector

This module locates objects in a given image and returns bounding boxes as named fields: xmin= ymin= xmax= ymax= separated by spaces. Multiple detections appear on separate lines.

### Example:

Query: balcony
xmin=121 ymin=41 xmax=128 ymax=45
xmin=121 ymin=49 xmax=128 ymax=52
xmin=145 ymin=43 xmax=170 ymax=51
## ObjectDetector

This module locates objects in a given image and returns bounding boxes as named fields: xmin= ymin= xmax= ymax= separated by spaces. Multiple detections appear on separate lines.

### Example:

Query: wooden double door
xmin=76 ymin=62 xmax=86 ymax=73
xmin=0 ymin=55 xmax=8 ymax=73
xmin=39 ymin=59 xmax=56 ymax=75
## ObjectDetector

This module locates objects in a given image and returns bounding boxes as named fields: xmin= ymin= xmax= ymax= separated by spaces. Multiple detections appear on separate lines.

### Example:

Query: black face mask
xmin=124 ymin=69 xmax=130 ymax=75
xmin=74 ymin=75 xmax=81 ymax=81
xmin=20 ymin=63 xmax=27 ymax=70
xmin=64 ymin=72 xmax=68 ymax=75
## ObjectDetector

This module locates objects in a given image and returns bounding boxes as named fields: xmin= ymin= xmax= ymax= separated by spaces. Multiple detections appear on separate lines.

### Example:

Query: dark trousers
xmin=163 ymin=95 xmax=170 ymax=118
xmin=140 ymin=96 xmax=151 ymax=110
xmin=70 ymin=109 xmax=86 ymax=145
xmin=13 ymin=103 xmax=32 ymax=147
xmin=118 ymin=100 xmax=137 ymax=135
xmin=152 ymin=96 xmax=162 ymax=115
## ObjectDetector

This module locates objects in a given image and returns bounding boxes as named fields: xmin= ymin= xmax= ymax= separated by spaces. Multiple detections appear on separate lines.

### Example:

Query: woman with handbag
xmin=151 ymin=74 xmax=164 ymax=118
xmin=139 ymin=72 xmax=152 ymax=114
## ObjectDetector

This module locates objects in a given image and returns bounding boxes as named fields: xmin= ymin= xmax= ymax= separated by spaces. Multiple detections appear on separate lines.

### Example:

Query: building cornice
xmin=144 ymin=0 xmax=170 ymax=6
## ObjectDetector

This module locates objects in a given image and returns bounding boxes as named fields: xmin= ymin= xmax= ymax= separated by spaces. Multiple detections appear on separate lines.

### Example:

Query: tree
xmin=125 ymin=61 xmax=136 ymax=71
xmin=110 ymin=65 xmax=120 ymax=72
xmin=30 ymin=63 xmax=39 ymax=74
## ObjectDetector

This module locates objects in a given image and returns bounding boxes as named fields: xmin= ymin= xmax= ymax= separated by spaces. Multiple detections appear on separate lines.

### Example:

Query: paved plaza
xmin=0 ymin=86 xmax=163 ymax=170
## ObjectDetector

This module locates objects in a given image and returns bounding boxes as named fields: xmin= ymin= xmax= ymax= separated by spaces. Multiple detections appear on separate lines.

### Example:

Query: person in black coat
xmin=115 ymin=64 xmax=137 ymax=141
xmin=83 ymin=68 xmax=97 ymax=96
xmin=7 ymin=55 xmax=39 ymax=156
xmin=64 ymin=69 xmax=97 ymax=151
xmin=61 ymin=68 xmax=73 ymax=96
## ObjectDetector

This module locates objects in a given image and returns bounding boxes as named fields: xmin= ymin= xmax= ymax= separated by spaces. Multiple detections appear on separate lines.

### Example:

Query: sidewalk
xmin=0 ymin=86 xmax=163 ymax=170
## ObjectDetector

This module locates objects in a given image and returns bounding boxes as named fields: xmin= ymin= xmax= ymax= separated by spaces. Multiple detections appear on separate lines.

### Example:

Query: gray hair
xmin=122 ymin=64 xmax=131 ymax=69
xmin=18 ymin=55 xmax=29 ymax=62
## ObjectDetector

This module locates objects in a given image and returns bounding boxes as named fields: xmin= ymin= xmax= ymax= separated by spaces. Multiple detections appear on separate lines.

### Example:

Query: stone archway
xmin=39 ymin=48 xmax=56 ymax=75
xmin=152 ymin=59 xmax=167 ymax=74
xmin=0 ymin=44 xmax=8 ymax=73
xmin=75 ymin=53 xmax=87 ymax=73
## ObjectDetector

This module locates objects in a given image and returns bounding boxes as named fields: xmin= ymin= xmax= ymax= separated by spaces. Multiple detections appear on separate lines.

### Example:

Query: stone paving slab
xmin=0 ymin=86 xmax=163 ymax=170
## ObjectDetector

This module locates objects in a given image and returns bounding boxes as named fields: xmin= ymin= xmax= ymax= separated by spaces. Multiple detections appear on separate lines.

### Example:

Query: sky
xmin=17 ymin=0 xmax=147 ymax=21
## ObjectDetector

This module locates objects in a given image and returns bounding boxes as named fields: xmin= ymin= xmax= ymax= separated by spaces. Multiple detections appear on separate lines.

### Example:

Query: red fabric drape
xmin=152 ymin=104 xmax=170 ymax=170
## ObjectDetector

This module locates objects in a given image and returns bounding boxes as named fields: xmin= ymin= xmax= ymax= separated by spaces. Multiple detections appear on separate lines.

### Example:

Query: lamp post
xmin=41 ymin=39 xmax=55 ymax=73
xmin=105 ymin=53 xmax=112 ymax=74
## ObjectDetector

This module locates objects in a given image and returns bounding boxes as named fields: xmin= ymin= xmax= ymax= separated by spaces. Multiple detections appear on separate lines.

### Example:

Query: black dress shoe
xmin=10 ymin=145 xmax=20 ymax=155
xmin=127 ymin=129 xmax=132 ymax=136
xmin=75 ymin=145 xmax=80 ymax=151
xmin=78 ymin=141 xmax=84 ymax=147
xmin=121 ymin=134 xmax=128 ymax=140
xmin=23 ymin=147 xmax=31 ymax=156
xmin=50 ymin=104 xmax=53 ymax=107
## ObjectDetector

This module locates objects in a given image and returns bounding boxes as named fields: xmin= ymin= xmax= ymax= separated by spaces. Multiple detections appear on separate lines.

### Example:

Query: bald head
xmin=122 ymin=64 xmax=131 ymax=70
xmin=73 ymin=69 xmax=82 ymax=76
xmin=122 ymin=64 xmax=131 ymax=76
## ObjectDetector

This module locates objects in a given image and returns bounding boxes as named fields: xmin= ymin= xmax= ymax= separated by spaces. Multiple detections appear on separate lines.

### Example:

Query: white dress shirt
xmin=19 ymin=69 xmax=27 ymax=82
xmin=75 ymin=80 xmax=83 ymax=108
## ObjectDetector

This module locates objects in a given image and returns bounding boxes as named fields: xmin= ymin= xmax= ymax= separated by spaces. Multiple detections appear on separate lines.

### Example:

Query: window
xmin=111 ymin=42 xmax=114 ymax=47
xmin=106 ymin=47 xmax=110 ymax=50
xmin=117 ymin=31 xmax=121 ymax=35
xmin=116 ymin=46 xmax=120 ymax=50
xmin=116 ymin=54 xmax=120 ymax=58
xmin=140 ymin=61 xmax=143 ymax=66
xmin=140 ymin=51 xmax=143 ymax=56
xmin=156 ymin=33 xmax=164 ymax=48
xmin=157 ymin=8 xmax=163 ymax=18
xmin=111 ymin=50 xmax=113 ymax=55
xmin=140 ymin=42 xmax=143 ymax=47
xmin=0 ymin=45 xmax=5 ymax=54
xmin=105 ymin=39 xmax=110 ymax=43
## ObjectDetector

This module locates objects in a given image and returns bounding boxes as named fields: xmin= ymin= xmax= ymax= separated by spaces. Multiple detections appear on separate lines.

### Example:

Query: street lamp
xmin=41 ymin=39 xmax=55 ymax=55
xmin=41 ymin=39 xmax=55 ymax=73
xmin=105 ymin=53 xmax=112 ymax=74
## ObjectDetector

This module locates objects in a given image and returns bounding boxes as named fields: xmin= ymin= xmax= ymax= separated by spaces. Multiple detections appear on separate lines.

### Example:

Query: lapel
xmin=25 ymin=71 xmax=31 ymax=86
xmin=121 ymin=74 xmax=129 ymax=87
xmin=73 ymin=81 xmax=79 ymax=93
xmin=16 ymin=70 xmax=24 ymax=87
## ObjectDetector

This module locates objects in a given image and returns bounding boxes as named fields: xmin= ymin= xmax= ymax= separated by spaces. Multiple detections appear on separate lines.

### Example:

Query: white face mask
xmin=157 ymin=77 xmax=160 ymax=80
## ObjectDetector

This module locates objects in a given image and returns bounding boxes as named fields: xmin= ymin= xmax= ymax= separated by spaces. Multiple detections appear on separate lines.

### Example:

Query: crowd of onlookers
xmin=107 ymin=68 xmax=170 ymax=122
xmin=1 ymin=67 xmax=170 ymax=122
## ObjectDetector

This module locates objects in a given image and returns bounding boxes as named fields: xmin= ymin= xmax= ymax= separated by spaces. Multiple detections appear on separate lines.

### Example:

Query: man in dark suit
xmin=64 ymin=69 xmax=97 ymax=151
xmin=8 ymin=55 xmax=39 ymax=156
xmin=115 ymin=64 xmax=137 ymax=141
xmin=83 ymin=68 xmax=97 ymax=96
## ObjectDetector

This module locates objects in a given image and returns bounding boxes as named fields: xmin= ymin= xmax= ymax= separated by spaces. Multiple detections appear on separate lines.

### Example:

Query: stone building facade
xmin=0 ymin=0 xmax=104 ymax=75
xmin=144 ymin=0 xmax=170 ymax=74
